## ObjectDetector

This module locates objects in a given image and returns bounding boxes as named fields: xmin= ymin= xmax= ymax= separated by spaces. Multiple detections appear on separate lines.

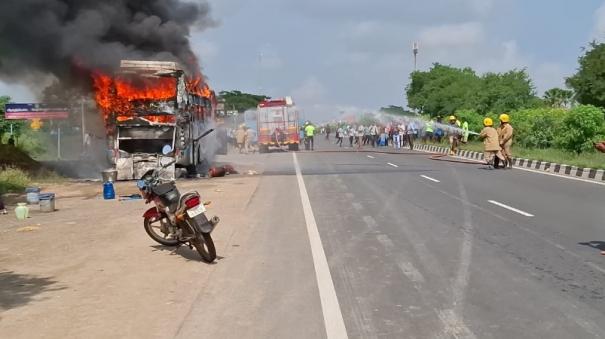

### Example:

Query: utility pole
xmin=412 ymin=42 xmax=419 ymax=71
xmin=81 ymin=99 xmax=86 ymax=147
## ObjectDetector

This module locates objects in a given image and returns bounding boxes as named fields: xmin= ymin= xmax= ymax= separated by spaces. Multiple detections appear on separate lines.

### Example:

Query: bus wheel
xmin=259 ymin=145 xmax=269 ymax=153
xmin=288 ymin=144 xmax=299 ymax=151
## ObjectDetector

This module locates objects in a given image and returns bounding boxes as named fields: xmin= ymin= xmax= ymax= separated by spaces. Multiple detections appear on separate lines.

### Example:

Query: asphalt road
xmin=180 ymin=138 xmax=605 ymax=339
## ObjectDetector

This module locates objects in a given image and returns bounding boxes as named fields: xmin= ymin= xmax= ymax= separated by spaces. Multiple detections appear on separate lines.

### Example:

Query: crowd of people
xmin=321 ymin=114 xmax=516 ymax=169
xmin=327 ymin=117 xmax=451 ymax=151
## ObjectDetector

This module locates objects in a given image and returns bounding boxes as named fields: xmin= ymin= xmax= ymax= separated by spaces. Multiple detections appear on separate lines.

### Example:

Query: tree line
xmin=404 ymin=42 xmax=605 ymax=154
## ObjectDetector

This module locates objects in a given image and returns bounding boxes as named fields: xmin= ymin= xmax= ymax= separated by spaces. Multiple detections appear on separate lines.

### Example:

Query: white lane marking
xmin=513 ymin=166 xmax=605 ymax=187
xmin=398 ymin=262 xmax=426 ymax=284
xmin=420 ymin=175 xmax=440 ymax=183
xmin=367 ymin=155 xmax=375 ymax=159
xmin=488 ymin=200 xmax=534 ymax=217
xmin=387 ymin=162 xmax=399 ymax=168
xmin=293 ymin=153 xmax=348 ymax=339
xmin=444 ymin=173 xmax=477 ymax=339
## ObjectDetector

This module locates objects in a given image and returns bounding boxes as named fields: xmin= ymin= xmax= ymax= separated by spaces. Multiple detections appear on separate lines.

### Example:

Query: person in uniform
xmin=479 ymin=118 xmax=505 ymax=168
xmin=447 ymin=116 xmax=461 ymax=155
xmin=235 ymin=125 xmax=247 ymax=153
xmin=497 ymin=114 xmax=514 ymax=169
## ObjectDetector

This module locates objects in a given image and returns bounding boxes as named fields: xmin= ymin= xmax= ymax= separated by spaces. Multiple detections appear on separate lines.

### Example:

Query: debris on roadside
xmin=209 ymin=167 xmax=226 ymax=178
xmin=16 ymin=226 xmax=40 ymax=232
xmin=223 ymin=164 xmax=238 ymax=174
xmin=208 ymin=165 xmax=238 ymax=178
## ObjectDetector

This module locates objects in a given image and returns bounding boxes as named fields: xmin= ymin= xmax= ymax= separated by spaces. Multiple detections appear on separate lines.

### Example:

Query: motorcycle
xmin=137 ymin=146 xmax=219 ymax=262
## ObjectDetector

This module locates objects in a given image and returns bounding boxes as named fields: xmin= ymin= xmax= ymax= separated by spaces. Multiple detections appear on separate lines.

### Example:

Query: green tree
xmin=406 ymin=64 xmax=481 ymax=116
xmin=567 ymin=42 xmax=605 ymax=108
xmin=218 ymin=90 xmax=269 ymax=113
xmin=555 ymin=105 xmax=605 ymax=154
xmin=0 ymin=96 xmax=26 ymax=143
xmin=475 ymin=69 xmax=537 ymax=114
xmin=543 ymin=87 xmax=574 ymax=108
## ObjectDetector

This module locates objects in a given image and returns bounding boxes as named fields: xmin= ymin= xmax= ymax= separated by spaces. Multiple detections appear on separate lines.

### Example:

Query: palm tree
xmin=543 ymin=88 xmax=574 ymax=108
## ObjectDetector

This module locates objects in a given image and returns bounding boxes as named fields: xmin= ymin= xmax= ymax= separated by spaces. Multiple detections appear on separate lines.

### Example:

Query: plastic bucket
xmin=25 ymin=187 xmax=41 ymax=204
xmin=39 ymin=193 xmax=56 ymax=212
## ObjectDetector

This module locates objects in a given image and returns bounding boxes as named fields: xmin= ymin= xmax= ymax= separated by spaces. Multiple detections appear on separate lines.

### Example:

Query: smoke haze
xmin=0 ymin=0 xmax=215 ymax=90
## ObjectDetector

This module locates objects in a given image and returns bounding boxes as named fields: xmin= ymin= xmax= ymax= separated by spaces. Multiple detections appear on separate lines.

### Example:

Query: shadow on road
xmin=578 ymin=241 xmax=605 ymax=252
xmin=151 ymin=245 xmax=224 ymax=264
xmin=0 ymin=271 xmax=66 ymax=311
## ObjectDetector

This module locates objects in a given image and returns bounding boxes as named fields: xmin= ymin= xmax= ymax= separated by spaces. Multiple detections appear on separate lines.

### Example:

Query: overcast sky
xmin=3 ymin=0 xmax=605 ymax=121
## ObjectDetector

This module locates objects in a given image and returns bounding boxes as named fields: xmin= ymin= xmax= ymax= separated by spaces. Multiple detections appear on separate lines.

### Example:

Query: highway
xmin=177 ymin=139 xmax=605 ymax=339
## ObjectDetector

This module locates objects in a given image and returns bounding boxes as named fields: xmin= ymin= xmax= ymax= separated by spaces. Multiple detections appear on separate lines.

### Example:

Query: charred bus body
xmin=96 ymin=60 xmax=216 ymax=180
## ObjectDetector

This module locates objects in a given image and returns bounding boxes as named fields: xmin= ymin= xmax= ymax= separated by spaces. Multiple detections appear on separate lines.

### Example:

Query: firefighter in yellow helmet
xmin=479 ymin=118 xmax=505 ymax=168
xmin=497 ymin=114 xmax=514 ymax=169
xmin=447 ymin=115 xmax=461 ymax=155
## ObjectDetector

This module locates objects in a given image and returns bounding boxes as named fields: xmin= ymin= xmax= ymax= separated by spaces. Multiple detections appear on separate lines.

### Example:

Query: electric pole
xmin=413 ymin=42 xmax=419 ymax=71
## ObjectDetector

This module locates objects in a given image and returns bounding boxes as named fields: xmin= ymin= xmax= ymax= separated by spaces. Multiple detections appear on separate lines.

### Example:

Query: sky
xmin=2 ymin=0 xmax=605 ymax=121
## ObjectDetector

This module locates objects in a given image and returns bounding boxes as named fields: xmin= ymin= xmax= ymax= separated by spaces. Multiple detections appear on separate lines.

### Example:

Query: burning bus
xmin=93 ymin=60 xmax=216 ymax=180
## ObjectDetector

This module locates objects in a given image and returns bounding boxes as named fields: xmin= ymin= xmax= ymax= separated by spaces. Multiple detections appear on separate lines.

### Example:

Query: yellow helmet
xmin=448 ymin=115 xmax=456 ymax=121
xmin=483 ymin=118 xmax=493 ymax=127
xmin=499 ymin=114 xmax=510 ymax=123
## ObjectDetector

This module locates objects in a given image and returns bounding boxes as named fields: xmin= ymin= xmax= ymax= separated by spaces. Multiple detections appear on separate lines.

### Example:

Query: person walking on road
xmin=497 ymin=114 xmax=514 ymax=169
xmin=246 ymin=126 xmax=256 ymax=153
xmin=304 ymin=122 xmax=316 ymax=151
xmin=357 ymin=125 xmax=364 ymax=150
xmin=424 ymin=119 xmax=434 ymax=143
xmin=348 ymin=125 xmax=355 ymax=147
xmin=370 ymin=124 xmax=378 ymax=147
xmin=336 ymin=126 xmax=344 ymax=147
xmin=235 ymin=125 xmax=247 ymax=154
xmin=393 ymin=125 xmax=401 ymax=149
xmin=325 ymin=125 xmax=331 ymax=140
xmin=479 ymin=118 xmax=505 ymax=168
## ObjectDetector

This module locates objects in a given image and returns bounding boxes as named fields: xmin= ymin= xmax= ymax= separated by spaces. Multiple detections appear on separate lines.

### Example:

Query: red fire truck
xmin=256 ymin=97 xmax=300 ymax=153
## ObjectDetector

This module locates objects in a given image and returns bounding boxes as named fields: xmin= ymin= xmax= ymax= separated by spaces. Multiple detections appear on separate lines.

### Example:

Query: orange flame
xmin=92 ymin=72 xmax=177 ymax=124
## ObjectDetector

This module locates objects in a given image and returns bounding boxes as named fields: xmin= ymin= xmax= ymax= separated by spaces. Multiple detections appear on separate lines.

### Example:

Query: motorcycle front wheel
xmin=144 ymin=214 xmax=180 ymax=247
xmin=192 ymin=233 xmax=216 ymax=263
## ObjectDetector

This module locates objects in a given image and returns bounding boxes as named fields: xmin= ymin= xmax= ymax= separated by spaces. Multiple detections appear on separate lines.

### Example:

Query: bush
xmin=555 ymin=105 xmax=605 ymax=154
xmin=0 ymin=166 xmax=31 ymax=194
xmin=512 ymin=108 xmax=566 ymax=148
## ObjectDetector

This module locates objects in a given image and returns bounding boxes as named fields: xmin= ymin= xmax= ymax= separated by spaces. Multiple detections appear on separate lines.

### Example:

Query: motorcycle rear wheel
xmin=192 ymin=233 xmax=216 ymax=263
xmin=144 ymin=215 xmax=180 ymax=247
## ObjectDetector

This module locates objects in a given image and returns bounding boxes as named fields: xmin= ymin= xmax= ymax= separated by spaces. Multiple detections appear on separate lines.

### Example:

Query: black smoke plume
xmin=0 ymin=0 xmax=214 ymax=88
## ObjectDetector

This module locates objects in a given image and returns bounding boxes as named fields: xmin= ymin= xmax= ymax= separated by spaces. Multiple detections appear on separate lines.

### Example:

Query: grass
xmin=0 ymin=167 xmax=31 ymax=194
xmin=425 ymin=140 xmax=605 ymax=169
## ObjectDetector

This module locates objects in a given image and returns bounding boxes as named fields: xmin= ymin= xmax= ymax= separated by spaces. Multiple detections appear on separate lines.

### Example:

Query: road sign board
xmin=5 ymin=103 xmax=69 ymax=120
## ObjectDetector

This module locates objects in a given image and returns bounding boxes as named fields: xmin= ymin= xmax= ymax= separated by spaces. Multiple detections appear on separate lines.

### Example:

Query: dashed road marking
xmin=367 ymin=155 xmax=375 ymax=159
xmin=420 ymin=175 xmax=440 ymax=183
xmin=293 ymin=153 xmax=348 ymax=339
xmin=488 ymin=200 xmax=534 ymax=217
xmin=387 ymin=162 xmax=399 ymax=168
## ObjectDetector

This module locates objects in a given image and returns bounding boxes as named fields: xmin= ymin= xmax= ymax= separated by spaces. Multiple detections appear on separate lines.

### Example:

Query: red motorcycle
xmin=137 ymin=160 xmax=219 ymax=262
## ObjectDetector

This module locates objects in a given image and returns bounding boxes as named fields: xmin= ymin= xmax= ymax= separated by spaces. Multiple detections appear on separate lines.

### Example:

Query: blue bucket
xmin=25 ymin=187 xmax=41 ymax=204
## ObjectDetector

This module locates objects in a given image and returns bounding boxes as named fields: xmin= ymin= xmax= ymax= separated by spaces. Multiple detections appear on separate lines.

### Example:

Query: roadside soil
xmin=0 ymin=158 xmax=261 ymax=339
